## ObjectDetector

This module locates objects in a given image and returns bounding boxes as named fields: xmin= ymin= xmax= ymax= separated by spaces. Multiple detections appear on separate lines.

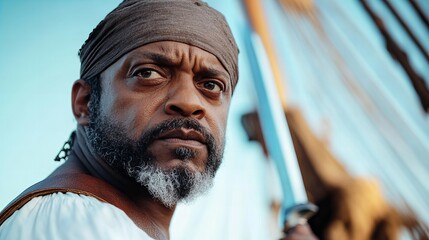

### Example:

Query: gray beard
xmin=127 ymin=163 xmax=213 ymax=208
xmin=86 ymin=109 xmax=222 ymax=208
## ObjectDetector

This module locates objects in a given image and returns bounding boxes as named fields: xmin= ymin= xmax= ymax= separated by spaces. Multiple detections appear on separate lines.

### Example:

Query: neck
xmin=65 ymin=125 xmax=175 ymax=239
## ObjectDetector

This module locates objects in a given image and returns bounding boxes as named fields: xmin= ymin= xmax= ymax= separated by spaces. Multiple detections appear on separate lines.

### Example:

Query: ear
xmin=72 ymin=79 xmax=91 ymax=126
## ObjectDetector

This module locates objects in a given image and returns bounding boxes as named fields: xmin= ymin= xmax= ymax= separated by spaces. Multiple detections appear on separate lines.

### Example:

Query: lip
xmin=156 ymin=128 xmax=206 ymax=145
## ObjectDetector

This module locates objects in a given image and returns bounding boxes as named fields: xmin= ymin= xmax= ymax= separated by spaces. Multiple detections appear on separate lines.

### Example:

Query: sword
xmin=242 ymin=0 xmax=317 ymax=232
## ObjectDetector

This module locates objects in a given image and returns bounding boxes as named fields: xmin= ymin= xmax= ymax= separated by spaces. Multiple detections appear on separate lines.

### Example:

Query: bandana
xmin=79 ymin=0 xmax=239 ymax=90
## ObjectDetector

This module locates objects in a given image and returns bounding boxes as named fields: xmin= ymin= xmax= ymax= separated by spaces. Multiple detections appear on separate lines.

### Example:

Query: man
xmin=0 ymin=0 xmax=316 ymax=239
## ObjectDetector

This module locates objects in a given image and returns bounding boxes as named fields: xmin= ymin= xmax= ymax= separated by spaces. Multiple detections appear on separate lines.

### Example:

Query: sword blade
xmin=246 ymin=32 xmax=308 ymax=209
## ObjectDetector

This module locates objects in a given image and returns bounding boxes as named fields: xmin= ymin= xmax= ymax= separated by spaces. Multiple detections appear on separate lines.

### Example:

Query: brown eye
xmin=202 ymin=81 xmax=223 ymax=93
xmin=135 ymin=69 xmax=162 ymax=79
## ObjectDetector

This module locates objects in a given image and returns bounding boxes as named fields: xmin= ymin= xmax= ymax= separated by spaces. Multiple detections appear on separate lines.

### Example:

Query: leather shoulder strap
xmin=0 ymin=173 xmax=129 ymax=226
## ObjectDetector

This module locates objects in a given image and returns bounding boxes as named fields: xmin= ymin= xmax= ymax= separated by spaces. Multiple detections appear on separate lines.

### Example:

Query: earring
xmin=54 ymin=131 xmax=76 ymax=161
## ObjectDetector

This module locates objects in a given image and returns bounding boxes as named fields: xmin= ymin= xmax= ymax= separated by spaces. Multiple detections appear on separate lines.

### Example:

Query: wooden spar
xmin=360 ymin=0 xmax=429 ymax=112
xmin=242 ymin=0 xmax=288 ymax=108
xmin=242 ymin=0 xmax=317 ymax=232
xmin=409 ymin=0 xmax=429 ymax=31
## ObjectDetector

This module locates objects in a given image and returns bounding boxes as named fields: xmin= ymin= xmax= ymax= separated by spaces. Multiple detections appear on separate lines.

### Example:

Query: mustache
xmin=136 ymin=118 xmax=216 ymax=151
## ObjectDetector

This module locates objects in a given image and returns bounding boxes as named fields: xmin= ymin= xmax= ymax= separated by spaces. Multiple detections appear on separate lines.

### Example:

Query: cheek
xmin=207 ymin=105 xmax=230 ymax=145
xmin=100 ymin=89 xmax=166 ymax=139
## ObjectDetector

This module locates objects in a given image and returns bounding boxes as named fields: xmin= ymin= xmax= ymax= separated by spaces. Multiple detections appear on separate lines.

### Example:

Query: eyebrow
xmin=199 ymin=67 xmax=229 ymax=81
xmin=130 ymin=52 xmax=178 ymax=67
xmin=128 ymin=51 xmax=230 ymax=81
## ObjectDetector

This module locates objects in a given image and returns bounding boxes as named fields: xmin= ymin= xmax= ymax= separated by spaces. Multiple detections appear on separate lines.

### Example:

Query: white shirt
xmin=0 ymin=192 xmax=153 ymax=240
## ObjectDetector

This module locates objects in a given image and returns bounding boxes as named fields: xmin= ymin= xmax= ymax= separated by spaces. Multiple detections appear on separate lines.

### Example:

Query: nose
xmin=164 ymin=78 xmax=206 ymax=119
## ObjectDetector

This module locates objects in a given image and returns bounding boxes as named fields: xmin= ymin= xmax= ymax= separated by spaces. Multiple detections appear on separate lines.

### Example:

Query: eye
xmin=134 ymin=68 xmax=162 ymax=79
xmin=200 ymin=80 xmax=224 ymax=93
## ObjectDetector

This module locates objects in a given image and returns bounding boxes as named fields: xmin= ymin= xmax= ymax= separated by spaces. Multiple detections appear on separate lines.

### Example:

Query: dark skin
xmin=72 ymin=41 xmax=230 ymax=239
xmin=71 ymin=41 xmax=316 ymax=240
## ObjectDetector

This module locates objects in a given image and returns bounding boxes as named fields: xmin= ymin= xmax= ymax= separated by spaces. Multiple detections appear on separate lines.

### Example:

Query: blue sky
xmin=0 ymin=1 xmax=120 ymax=207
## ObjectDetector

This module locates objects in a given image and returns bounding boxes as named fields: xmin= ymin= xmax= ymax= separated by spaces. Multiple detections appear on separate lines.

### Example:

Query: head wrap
xmin=79 ymin=0 xmax=239 ymax=90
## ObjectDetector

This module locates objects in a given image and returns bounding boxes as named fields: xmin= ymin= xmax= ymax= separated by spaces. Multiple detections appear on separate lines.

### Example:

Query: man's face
xmin=86 ymin=41 xmax=232 ymax=206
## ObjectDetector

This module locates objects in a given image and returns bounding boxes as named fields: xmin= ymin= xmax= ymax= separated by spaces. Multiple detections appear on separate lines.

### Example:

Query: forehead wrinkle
xmin=126 ymin=49 xmax=180 ymax=67
xmin=151 ymin=43 xmax=215 ymax=74
xmin=158 ymin=44 xmax=182 ymax=64
xmin=182 ymin=46 xmax=228 ymax=78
